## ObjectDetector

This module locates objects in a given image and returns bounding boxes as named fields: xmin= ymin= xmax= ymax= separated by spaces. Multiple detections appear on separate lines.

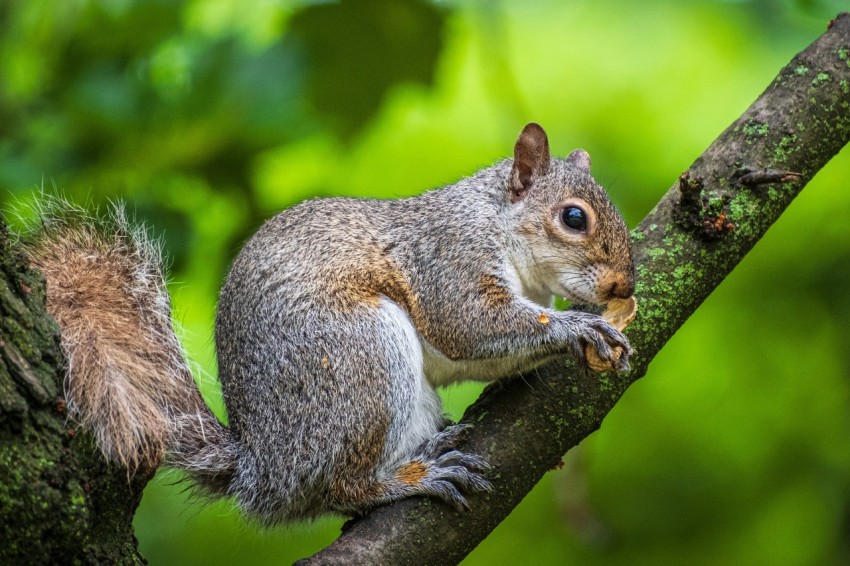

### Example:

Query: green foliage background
xmin=3 ymin=0 xmax=850 ymax=564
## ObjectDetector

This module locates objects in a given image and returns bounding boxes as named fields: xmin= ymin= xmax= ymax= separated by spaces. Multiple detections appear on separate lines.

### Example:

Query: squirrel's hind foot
xmin=399 ymin=424 xmax=493 ymax=511
xmin=390 ymin=453 xmax=493 ymax=512
xmin=327 ymin=424 xmax=492 ymax=515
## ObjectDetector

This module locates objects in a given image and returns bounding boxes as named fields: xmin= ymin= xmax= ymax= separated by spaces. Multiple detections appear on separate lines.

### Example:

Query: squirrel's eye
xmin=561 ymin=206 xmax=587 ymax=232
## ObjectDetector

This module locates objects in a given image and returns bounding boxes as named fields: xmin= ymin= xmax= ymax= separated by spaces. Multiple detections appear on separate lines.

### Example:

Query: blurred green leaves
xmin=290 ymin=0 xmax=446 ymax=138
xmin=1 ymin=0 xmax=447 ymax=235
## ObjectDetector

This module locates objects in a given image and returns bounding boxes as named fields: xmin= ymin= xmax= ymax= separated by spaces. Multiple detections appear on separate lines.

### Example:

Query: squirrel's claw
xmin=399 ymin=424 xmax=492 ymax=512
xmin=581 ymin=316 xmax=633 ymax=374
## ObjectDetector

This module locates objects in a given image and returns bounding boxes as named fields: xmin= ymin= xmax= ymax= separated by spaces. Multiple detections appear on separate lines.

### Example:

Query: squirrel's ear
xmin=566 ymin=149 xmax=591 ymax=172
xmin=509 ymin=123 xmax=550 ymax=203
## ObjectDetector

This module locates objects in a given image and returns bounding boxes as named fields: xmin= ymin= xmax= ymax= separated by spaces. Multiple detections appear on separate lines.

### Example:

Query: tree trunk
xmin=2 ymin=12 xmax=849 ymax=566
xmin=0 ymin=220 xmax=149 ymax=564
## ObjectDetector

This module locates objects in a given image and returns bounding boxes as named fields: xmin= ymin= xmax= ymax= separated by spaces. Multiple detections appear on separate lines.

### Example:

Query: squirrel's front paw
xmin=573 ymin=313 xmax=633 ymax=373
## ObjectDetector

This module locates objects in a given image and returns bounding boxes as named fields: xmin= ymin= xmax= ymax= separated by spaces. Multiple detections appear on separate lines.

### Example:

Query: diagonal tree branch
xmin=301 ymin=12 xmax=850 ymax=565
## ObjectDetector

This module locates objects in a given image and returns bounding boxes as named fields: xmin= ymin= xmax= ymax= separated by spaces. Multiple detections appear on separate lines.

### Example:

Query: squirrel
xmin=22 ymin=123 xmax=634 ymax=525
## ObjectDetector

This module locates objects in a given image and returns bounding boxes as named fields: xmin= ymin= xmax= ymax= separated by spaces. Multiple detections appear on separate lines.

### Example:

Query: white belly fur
xmin=419 ymin=334 xmax=556 ymax=387
xmin=377 ymin=300 xmax=444 ymax=471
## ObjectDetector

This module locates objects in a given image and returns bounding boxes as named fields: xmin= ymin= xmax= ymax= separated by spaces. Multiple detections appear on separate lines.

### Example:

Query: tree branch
xmin=301 ymin=12 xmax=850 ymax=565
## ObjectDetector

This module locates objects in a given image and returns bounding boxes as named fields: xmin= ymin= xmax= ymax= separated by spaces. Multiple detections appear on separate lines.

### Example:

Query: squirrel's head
xmin=506 ymin=123 xmax=634 ymax=307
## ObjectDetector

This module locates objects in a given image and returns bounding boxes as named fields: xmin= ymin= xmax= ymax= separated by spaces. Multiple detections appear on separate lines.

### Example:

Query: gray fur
xmin=216 ymin=124 xmax=634 ymax=523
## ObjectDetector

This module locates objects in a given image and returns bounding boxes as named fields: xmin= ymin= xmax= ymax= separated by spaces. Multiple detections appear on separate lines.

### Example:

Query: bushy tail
xmin=20 ymin=198 xmax=237 ymax=495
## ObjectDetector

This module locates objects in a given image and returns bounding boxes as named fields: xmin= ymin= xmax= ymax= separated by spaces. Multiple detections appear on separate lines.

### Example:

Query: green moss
xmin=647 ymin=247 xmax=665 ymax=260
xmin=742 ymin=121 xmax=769 ymax=137
xmin=794 ymin=64 xmax=809 ymax=75
xmin=774 ymin=133 xmax=799 ymax=163
xmin=706 ymin=197 xmax=725 ymax=210
xmin=547 ymin=413 xmax=569 ymax=431
xmin=0 ymin=277 xmax=33 ymax=323
xmin=811 ymin=71 xmax=831 ymax=86
xmin=840 ymin=47 xmax=850 ymax=67
xmin=3 ymin=317 xmax=29 ymax=355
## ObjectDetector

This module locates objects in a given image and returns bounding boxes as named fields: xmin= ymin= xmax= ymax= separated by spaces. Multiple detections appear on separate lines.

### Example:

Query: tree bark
xmin=299 ymin=12 xmax=850 ymax=566
xmin=1 ymin=12 xmax=849 ymax=566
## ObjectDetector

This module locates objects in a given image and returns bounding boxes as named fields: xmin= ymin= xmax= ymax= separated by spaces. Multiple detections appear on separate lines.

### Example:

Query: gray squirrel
xmin=23 ymin=123 xmax=634 ymax=525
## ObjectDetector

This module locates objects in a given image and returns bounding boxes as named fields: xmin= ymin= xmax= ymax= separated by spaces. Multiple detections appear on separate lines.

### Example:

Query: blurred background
xmin=2 ymin=0 xmax=850 ymax=564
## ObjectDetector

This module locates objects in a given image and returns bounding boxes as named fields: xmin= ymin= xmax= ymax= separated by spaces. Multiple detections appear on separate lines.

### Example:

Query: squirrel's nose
xmin=604 ymin=276 xmax=635 ymax=301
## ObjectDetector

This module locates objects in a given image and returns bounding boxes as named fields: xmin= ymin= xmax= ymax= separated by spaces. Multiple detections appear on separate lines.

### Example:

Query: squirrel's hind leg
xmin=326 ymin=302 xmax=492 ymax=514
